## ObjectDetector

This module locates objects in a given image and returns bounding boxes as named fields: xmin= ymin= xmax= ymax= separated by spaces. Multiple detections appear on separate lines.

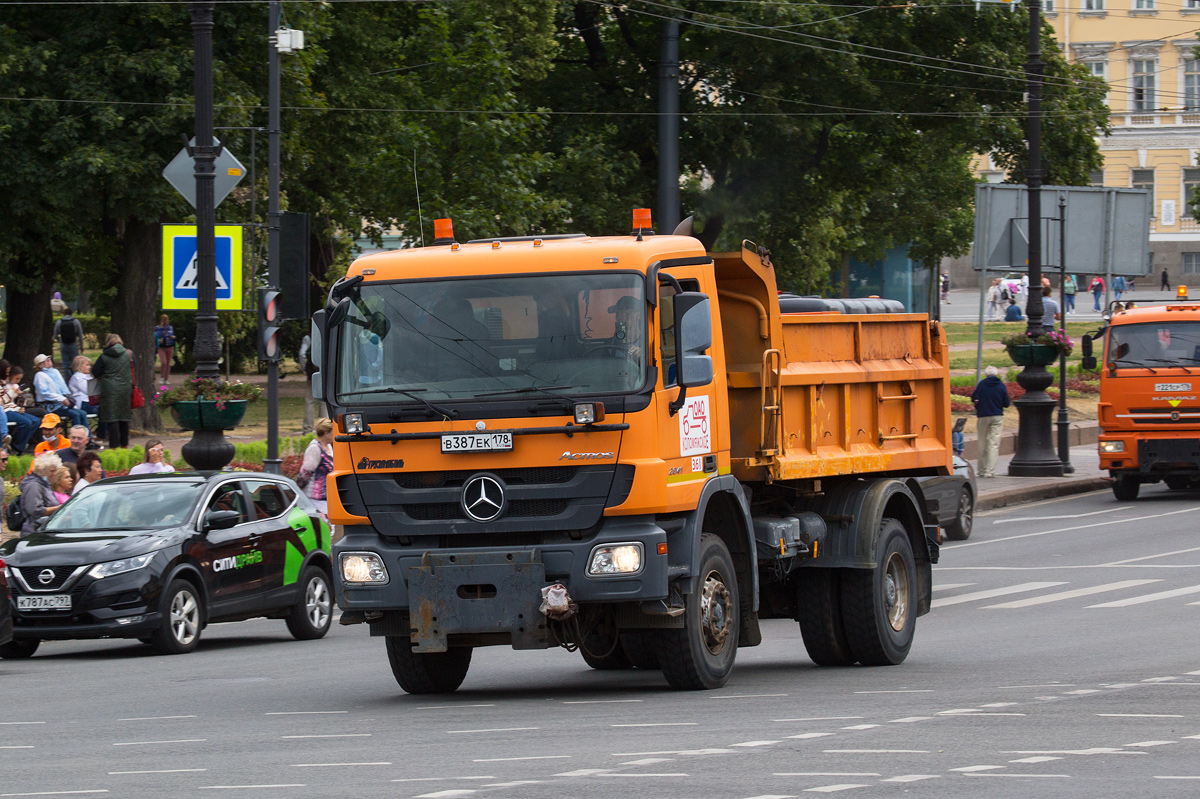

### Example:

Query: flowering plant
xmin=153 ymin=374 xmax=263 ymax=411
xmin=1000 ymin=329 xmax=1073 ymax=356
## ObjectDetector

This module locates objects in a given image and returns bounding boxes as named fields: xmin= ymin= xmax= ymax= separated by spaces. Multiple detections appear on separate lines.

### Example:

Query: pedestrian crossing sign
xmin=161 ymin=224 xmax=245 ymax=310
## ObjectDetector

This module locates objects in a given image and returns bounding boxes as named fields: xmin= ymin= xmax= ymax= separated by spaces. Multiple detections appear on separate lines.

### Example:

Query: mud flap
xmin=407 ymin=551 xmax=548 ymax=653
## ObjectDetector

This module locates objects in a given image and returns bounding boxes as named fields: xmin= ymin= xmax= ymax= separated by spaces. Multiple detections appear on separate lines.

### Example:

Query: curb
xmin=978 ymin=476 xmax=1111 ymax=511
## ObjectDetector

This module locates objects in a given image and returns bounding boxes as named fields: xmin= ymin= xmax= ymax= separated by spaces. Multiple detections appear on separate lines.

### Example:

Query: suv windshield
xmin=335 ymin=273 xmax=646 ymax=403
xmin=46 ymin=481 xmax=204 ymax=531
xmin=1108 ymin=322 xmax=1200 ymax=368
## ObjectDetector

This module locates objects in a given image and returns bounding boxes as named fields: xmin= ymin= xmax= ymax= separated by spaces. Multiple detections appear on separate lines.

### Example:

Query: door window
xmin=207 ymin=482 xmax=249 ymax=525
xmin=247 ymin=481 xmax=290 ymax=521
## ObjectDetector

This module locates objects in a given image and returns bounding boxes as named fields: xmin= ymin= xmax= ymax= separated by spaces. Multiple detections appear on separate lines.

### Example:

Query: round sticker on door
xmin=679 ymin=395 xmax=711 ymax=456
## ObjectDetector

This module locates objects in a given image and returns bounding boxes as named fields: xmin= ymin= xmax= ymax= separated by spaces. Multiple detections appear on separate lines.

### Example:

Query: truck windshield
xmin=1108 ymin=322 xmax=1200 ymax=368
xmin=335 ymin=273 xmax=647 ymax=403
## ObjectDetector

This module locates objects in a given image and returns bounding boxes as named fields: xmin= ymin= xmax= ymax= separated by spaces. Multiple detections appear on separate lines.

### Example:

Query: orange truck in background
xmin=313 ymin=212 xmax=953 ymax=693
xmin=1084 ymin=291 xmax=1200 ymax=500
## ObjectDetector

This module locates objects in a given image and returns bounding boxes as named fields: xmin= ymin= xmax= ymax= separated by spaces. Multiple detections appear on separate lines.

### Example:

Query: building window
xmin=1184 ymin=253 xmax=1200 ymax=274
xmin=1132 ymin=60 xmax=1157 ymax=111
xmin=1187 ymin=60 xmax=1200 ymax=109
xmin=1042 ymin=0 xmax=1054 ymax=10
xmin=1087 ymin=60 xmax=1107 ymax=81
xmin=1088 ymin=170 xmax=1105 ymax=187
xmin=1134 ymin=0 xmax=1154 ymax=9
xmin=1132 ymin=169 xmax=1155 ymax=205
xmin=1188 ymin=0 xmax=1200 ymax=8
xmin=1083 ymin=0 xmax=1103 ymax=9
xmin=1184 ymin=168 xmax=1200 ymax=217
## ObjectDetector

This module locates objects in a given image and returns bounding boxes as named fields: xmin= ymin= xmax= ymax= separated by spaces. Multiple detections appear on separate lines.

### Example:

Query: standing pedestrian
xmin=1040 ymin=286 xmax=1060 ymax=333
xmin=53 ymin=307 xmax=84 ymax=380
xmin=940 ymin=272 xmax=951 ymax=304
xmin=154 ymin=314 xmax=176 ymax=388
xmin=986 ymin=278 xmax=1001 ymax=321
xmin=1162 ymin=267 xmax=1171 ymax=290
xmin=32 ymin=354 xmax=88 ymax=430
xmin=1063 ymin=274 xmax=1077 ymax=314
xmin=298 ymin=334 xmax=316 ymax=434
xmin=1113 ymin=274 xmax=1127 ymax=301
xmin=91 ymin=333 xmax=133 ymax=449
xmin=298 ymin=418 xmax=335 ymax=516
xmin=1089 ymin=275 xmax=1106 ymax=311
xmin=971 ymin=365 xmax=1010 ymax=479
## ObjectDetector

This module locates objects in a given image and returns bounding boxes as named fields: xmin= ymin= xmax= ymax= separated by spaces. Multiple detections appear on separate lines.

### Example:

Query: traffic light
xmin=258 ymin=287 xmax=282 ymax=361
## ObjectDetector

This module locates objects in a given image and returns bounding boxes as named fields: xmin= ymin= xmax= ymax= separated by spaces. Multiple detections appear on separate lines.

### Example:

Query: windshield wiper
xmin=476 ymin=384 xmax=575 ymax=401
xmin=1112 ymin=358 xmax=1156 ymax=373
xmin=1145 ymin=358 xmax=1195 ymax=374
xmin=339 ymin=386 xmax=458 ymax=419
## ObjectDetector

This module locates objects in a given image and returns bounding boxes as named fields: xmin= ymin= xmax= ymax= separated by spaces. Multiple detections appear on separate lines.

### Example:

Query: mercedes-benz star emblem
xmin=461 ymin=474 xmax=506 ymax=523
xmin=38 ymin=569 xmax=55 ymax=585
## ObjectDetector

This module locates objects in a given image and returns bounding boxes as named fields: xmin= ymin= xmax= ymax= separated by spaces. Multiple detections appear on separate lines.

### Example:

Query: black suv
xmin=0 ymin=472 xmax=333 ymax=657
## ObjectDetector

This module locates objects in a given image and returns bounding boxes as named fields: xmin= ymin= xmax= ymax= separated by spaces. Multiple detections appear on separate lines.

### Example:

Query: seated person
xmin=1004 ymin=299 xmax=1024 ymax=322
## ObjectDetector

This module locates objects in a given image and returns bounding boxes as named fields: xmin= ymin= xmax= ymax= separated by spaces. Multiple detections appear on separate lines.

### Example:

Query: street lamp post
xmin=182 ymin=0 xmax=236 ymax=471
xmin=1007 ymin=0 xmax=1064 ymax=477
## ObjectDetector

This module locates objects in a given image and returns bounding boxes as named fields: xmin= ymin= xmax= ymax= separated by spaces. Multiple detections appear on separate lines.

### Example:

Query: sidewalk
xmin=974 ymin=440 xmax=1108 ymax=511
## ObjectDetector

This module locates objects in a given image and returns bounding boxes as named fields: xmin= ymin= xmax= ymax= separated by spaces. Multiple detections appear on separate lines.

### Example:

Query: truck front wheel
xmin=656 ymin=534 xmax=740 ymax=690
xmin=1112 ymin=474 xmax=1140 ymax=501
xmin=840 ymin=518 xmax=916 ymax=666
xmin=385 ymin=633 xmax=473 ymax=694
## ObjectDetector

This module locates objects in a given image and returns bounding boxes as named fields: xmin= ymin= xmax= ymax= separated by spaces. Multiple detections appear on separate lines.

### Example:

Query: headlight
xmin=340 ymin=552 xmax=389 ymax=584
xmin=573 ymin=402 xmax=605 ymax=424
xmin=88 ymin=553 xmax=155 ymax=580
xmin=1099 ymin=441 xmax=1125 ymax=454
xmin=588 ymin=543 xmax=643 ymax=576
xmin=342 ymin=413 xmax=365 ymax=434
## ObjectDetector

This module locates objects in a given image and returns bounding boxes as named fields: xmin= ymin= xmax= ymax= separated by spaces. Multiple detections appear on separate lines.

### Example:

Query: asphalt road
xmin=4 ymin=486 xmax=1200 ymax=799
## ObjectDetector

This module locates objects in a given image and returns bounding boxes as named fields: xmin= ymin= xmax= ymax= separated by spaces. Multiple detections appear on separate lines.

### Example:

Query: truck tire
xmin=1112 ymin=475 xmax=1140 ymax=502
xmin=840 ymin=519 xmax=916 ymax=666
xmin=656 ymin=534 xmax=739 ymax=690
xmin=1164 ymin=475 xmax=1195 ymax=490
xmin=619 ymin=631 xmax=661 ymax=670
xmin=580 ymin=626 xmax=633 ymax=670
xmin=385 ymin=634 xmax=472 ymax=694
xmin=942 ymin=487 xmax=974 ymax=541
xmin=797 ymin=569 xmax=856 ymax=666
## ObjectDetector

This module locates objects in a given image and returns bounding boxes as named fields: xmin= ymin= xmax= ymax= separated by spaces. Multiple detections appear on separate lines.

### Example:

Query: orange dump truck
xmin=313 ymin=214 xmax=953 ymax=693
xmin=1084 ymin=293 xmax=1200 ymax=501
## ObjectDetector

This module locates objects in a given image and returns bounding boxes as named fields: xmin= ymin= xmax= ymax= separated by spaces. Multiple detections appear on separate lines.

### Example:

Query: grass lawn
xmin=941 ymin=321 xmax=1099 ymax=347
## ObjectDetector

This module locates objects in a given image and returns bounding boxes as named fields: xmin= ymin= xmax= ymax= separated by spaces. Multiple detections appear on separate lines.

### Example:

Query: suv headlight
xmin=89 ymin=553 xmax=155 ymax=580
xmin=340 ymin=552 xmax=389 ymax=584
xmin=1099 ymin=441 xmax=1125 ymax=454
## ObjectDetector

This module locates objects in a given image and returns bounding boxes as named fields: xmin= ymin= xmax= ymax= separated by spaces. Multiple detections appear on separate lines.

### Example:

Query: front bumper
xmin=1100 ymin=435 xmax=1200 ymax=474
xmin=7 ymin=568 xmax=162 ymax=640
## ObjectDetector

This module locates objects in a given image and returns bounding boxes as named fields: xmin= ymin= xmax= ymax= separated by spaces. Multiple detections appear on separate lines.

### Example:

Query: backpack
xmin=59 ymin=318 xmax=79 ymax=345
xmin=7 ymin=496 xmax=24 ymax=532
xmin=1000 ymin=287 xmax=1011 ymax=302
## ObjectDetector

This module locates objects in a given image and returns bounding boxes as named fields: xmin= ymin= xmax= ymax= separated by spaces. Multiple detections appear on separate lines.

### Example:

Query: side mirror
xmin=1080 ymin=334 xmax=1097 ymax=371
xmin=1081 ymin=334 xmax=1092 ymax=358
xmin=203 ymin=509 xmax=242 ymax=531
xmin=328 ymin=297 xmax=352 ymax=328
xmin=674 ymin=292 xmax=714 ymax=388
xmin=310 ymin=310 xmax=325 ymax=401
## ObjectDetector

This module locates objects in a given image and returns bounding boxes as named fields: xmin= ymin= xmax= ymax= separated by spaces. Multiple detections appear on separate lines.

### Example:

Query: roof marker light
xmin=492 ymin=240 xmax=502 ymax=249
xmin=533 ymin=239 xmax=543 ymax=247
xmin=632 ymin=208 xmax=653 ymax=236
xmin=433 ymin=218 xmax=456 ymax=246
xmin=1179 ymin=285 xmax=1189 ymax=300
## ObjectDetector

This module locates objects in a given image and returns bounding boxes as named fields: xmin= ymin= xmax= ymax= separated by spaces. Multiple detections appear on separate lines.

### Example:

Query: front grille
xmin=17 ymin=566 xmax=78 ymax=591
xmin=394 ymin=467 xmax=578 ymax=490
xmin=405 ymin=498 xmax=570 ymax=522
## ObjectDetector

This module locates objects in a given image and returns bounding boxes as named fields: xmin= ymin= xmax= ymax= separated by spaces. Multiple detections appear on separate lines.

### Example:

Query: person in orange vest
xmin=28 ymin=414 xmax=69 ymax=472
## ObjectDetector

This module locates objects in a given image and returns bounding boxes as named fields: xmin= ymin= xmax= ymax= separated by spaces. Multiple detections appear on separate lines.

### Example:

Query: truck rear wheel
xmin=619 ymin=631 xmax=661 ymax=670
xmin=580 ymin=619 xmax=633 ymax=670
xmin=1164 ymin=475 xmax=1196 ymax=490
xmin=797 ymin=569 xmax=856 ymax=666
xmin=840 ymin=518 xmax=916 ymax=666
xmin=656 ymin=534 xmax=739 ymax=690
xmin=1112 ymin=475 xmax=1140 ymax=501
xmin=384 ymin=634 xmax=472 ymax=694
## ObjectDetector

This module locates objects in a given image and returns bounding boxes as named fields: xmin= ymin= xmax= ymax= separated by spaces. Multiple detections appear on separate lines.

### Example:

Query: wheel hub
xmin=306 ymin=577 xmax=331 ymax=628
xmin=883 ymin=552 xmax=909 ymax=632
xmin=699 ymin=569 xmax=733 ymax=655
xmin=171 ymin=589 xmax=199 ymax=645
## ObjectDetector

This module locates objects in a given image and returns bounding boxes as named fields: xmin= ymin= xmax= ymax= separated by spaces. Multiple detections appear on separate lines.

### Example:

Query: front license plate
xmin=1156 ymin=383 xmax=1192 ymax=392
xmin=441 ymin=433 xmax=513 ymax=453
xmin=17 ymin=594 xmax=71 ymax=611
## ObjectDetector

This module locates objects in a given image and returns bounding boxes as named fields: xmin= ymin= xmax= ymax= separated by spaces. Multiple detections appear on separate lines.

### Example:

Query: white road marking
xmin=731 ymin=740 xmax=781 ymax=747
xmin=1187 ymin=670 xmax=1200 ymax=676
xmin=446 ymin=727 xmax=538 ymax=734
xmin=474 ymin=756 xmax=570 ymax=762
xmin=415 ymin=704 xmax=495 ymax=710
xmin=889 ymin=717 xmax=933 ymax=723
xmin=1104 ymin=683 xmax=1141 ymax=689
xmin=956 ymin=507 xmax=1196 ymax=549
xmin=995 ymin=508 xmax=1132 ymax=523
xmin=619 ymin=759 xmax=674 ymax=766
xmin=553 ymin=770 xmax=612 ymax=777
xmin=596 ymin=773 xmax=689 ymax=778
xmin=944 ymin=712 xmax=1026 ymax=716
xmin=1185 ymin=734 xmax=1200 ymax=739
xmin=855 ymin=690 xmax=932 ymax=694
xmin=1144 ymin=676 xmax=1180 ymax=682
xmin=841 ymin=725 xmax=879 ymax=730
xmin=111 ymin=739 xmax=206 ymax=746
xmin=788 ymin=733 xmax=836 ymax=739
xmin=1007 ymin=748 xmax=1145 ymax=755
xmin=824 ymin=750 xmax=929 ymax=754
xmin=743 ymin=795 xmax=797 ymax=799
xmin=281 ymin=734 xmax=371 ymax=739
xmin=986 ymin=580 xmax=1162 ymax=608
xmin=981 ymin=702 xmax=1019 ymax=707
xmin=612 ymin=723 xmax=697 ymax=727
xmin=775 ymin=717 xmax=862 ymax=722
xmin=291 ymin=762 xmax=392 ymax=767
xmin=117 ymin=715 xmax=197 ymax=721
xmin=1091 ymin=586 xmax=1200 ymax=607
xmin=881 ymin=775 xmax=939 ymax=783
xmin=1063 ymin=689 xmax=1101 ymax=695
xmin=264 ymin=711 xmax=347 ymax=715
xmin=1098 ymin=714 xmax=1183 ymax=718
xmin=936 ymin=709 xmax=980 ymax=715
xmin=0 ymin=722 xmax=45 ymax=725
xmin=775 ymin=774 xmax=880 ymax=778
xmin=0 ymin=747 xmax=34 ymax=750
xmin=109 ymin=769 xmax=208 ymax=775
xmin=482 ymin=782 xmax=541 ymax=788
xmin=391 ymin=778 xmax=495 ymax=783
xmin=932 ymin=582 xmax=1066 ymax=608
xmin=710 ymin=694 xmax=789 ymax=699
xmin=998 ymin=683 xmax=1073 ymax=688
xmin=933 ymin=583 xmax=975 ymax=590
xmin=0 ymin=793 xmax=110 ymax=797
xmin=965 ymin=774 xmax=1071 ymax=779
xmin=950 ymin=765 xmax=1003 ymax=772
xmin=414 ymin=792 xmax=476 ymax=799
xmin=562 ymin=699 xmax=642 ymax=704
xmin=1124 ymin=741 xmax=1175 ymax=747
xmin=1010 ymin=757 xmax=1062 ymax=763
xmin=1156 ymin=776 xmax=1200 ymax=780
xmin=804 ymin=785 xmax=870 ymax=793
xmin=197 ymin=787 xmax=306 ymax=791
xmin=1103 ymin=546 xmax=1200 ymax=566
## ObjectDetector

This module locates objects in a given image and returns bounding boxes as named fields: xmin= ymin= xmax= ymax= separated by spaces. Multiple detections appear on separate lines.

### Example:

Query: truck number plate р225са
xmin=441 ymin=432 xmax=514 ymax=453
xmin=17 ymin=595 xmax=71 ymax=611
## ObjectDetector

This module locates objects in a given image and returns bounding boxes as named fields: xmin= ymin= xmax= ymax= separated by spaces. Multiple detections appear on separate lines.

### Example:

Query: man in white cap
xmin=33 ymin=354 xmax=88 ymax=430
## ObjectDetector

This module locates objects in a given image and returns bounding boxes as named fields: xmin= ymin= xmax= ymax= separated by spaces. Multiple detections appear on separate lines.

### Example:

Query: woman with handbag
xmin=297 ymin=418 xmax=334 ymax=516
xmin=91 ymin=333 xmax=135 ymax=449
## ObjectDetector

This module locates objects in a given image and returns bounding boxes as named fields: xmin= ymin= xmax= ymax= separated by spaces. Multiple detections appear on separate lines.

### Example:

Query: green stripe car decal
xmin=283 ymin=507 xmax=329 ymax=585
